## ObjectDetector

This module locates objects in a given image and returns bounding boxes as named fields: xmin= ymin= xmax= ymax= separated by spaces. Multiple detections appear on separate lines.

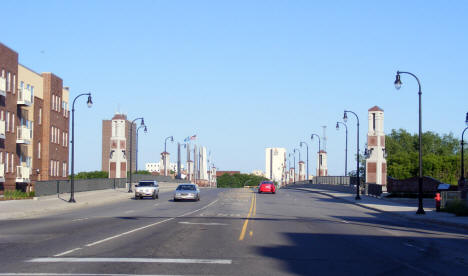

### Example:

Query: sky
xmin=1 ymin=0 xmax=467 ymax=175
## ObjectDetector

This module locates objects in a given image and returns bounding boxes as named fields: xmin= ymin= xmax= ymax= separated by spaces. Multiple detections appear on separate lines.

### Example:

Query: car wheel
xmin=197 ymin=195 xmax=200 ymax=201
xmin=174 ymin=198 xmax=178 ymax=202
xmin=152 ymin=193 xmax=156 ymax=200
xmin=258 ymin=191 xmax=262 ymax=194
xmin=156 ymin=193 xmax=159 ymax=199
xmin=140 ymin=196 xmax=143 ymax=199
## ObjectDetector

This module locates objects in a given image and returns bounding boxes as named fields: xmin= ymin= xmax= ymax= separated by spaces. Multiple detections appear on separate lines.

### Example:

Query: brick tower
xmin=366 ymin=106 xmax=387 ymax=187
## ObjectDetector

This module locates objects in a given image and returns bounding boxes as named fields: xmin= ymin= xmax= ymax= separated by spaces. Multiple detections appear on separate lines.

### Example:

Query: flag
xmin=190 ymin=135 xmax=197 ymax=140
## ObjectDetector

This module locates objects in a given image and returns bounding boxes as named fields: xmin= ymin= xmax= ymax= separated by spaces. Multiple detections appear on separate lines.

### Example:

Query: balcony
xmin=16 ymin=165 xmax=31 ymax=183
xmin=16 ymin=125 xmax=32 ymax=144
xmin=0 ymin=119 xmax=5 ymax=139
xmin=0 ymin=163 xmax=4 ymax=183
xmin=17 ymin=87 xmax=32 ymax=106
xmin=0 ymin=77 xmax=5 ymax=97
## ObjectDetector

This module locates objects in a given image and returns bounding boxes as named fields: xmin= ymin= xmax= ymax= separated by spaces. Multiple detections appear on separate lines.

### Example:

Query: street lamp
xmin=69 ymin=93 xmax=93 ymax=203
xmin=136 ymin=125 xmax=147 ymax=172
xmin=128 ymin=117 xmax=145 ymax=193
xmin=288 ymin=153 xmax=292 ymax=183
xmin=343 ymin=110 xmax=361 ymax=200
xmin=310 ymin=133 xmax=321 ymax=178
xmin=300 ymin=141 xmax=309 ymax=181
xmin=459 ymin=112 xmax=468 ymax=199
xmin=294 ymin=148 xmax=301 ymax=181
xmin=394 ymin=71 xmax=425 ymax=214
xmin=336 ymin=121 xmax=348 ymax=176
xmin=164 ymin=136 xmax=174 ymax=176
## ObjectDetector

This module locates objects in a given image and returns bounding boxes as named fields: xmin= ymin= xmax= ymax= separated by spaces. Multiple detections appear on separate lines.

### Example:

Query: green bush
xmin=217 ymin=173 xmax=269 ymax=188
xmin=72 ymin=171 xmax=109 ymax=179
xmin=442 ymin=200 xmax=468 ymax=216
xmin=4 ymin=190 xmax=35 ymax=199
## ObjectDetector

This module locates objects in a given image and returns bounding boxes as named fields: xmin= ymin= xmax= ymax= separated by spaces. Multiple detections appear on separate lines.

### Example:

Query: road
xmin=1 ymin=186 xmax=467 ymax=275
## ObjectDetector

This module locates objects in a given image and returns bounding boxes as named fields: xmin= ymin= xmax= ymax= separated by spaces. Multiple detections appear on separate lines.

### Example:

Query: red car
xmin=258 ymin=181 xmax=276 ymax=194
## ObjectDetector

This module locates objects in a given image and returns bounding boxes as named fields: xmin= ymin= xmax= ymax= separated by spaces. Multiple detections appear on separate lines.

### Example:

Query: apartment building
xmin=102 ymin=113 xmax=136 ymax=178
xmin=0 ymin=42 xmax=70 ymax=193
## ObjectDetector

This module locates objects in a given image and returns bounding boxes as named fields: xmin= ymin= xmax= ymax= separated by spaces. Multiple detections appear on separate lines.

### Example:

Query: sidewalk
xmin=0 ymin=182 xmax=180 ymax=221
xmin=287 ymin=184 xmax=468 ymax=231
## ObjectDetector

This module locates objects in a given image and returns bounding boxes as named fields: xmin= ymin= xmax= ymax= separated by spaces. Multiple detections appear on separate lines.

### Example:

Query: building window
xmin=63 ymin=162 xmax=67 ymax=177
xmin=5 ymin=152 xmax=8 ymax=173
xmin=11 ymin=113 xmax=14 ymax=133
xmin=6 ymin=72 xmax=10 ymax=91
xmin=58 ymin=97 xmax=61 ymax=112
xmin=12 ymin=74 xmax=15 ymax=94
xmin=39 ymin=108 xmax=42 ymax=125
xmin=6 ymin=112 xmax=9 ymax=133
xmin=11 ymin=153 xmax=14 ymax=173
xmin=52 ymin=95 xmax=55 ymax=111
xmin=372 ymin=113 xmax=376 ymax=131
xmin=38 ymin=142 xmax=41 ymax=159
xmin=51 ymin=127 xmax=54 ymax=142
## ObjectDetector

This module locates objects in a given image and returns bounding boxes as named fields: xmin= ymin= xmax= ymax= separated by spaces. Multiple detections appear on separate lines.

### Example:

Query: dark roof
xmin=368 ymin=106 xmax=384 ymax=112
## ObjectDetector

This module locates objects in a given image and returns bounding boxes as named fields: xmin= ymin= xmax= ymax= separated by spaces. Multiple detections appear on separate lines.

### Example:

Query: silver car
xmin=135 ymin=180 xmax=159 ymax=199
xmin=174 ymin=184 xmax=200 ymax=201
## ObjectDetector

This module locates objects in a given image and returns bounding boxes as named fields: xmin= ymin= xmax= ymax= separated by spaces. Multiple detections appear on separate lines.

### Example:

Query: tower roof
xmin=368 ymin=106 xmax=384 ymax=112
xmin=112 ymin=113 xmax=127 ymax=120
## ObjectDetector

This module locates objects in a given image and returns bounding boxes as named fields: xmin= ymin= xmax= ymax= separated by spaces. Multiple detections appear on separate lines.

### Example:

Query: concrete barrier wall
xmin=35 ymin=174 xmax=186 ymax=197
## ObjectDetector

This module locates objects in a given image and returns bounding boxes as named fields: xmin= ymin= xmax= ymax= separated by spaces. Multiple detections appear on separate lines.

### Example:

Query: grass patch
xmin=442 ymin=200 xmax=468 ymax=216
xmin=3 ymin=190 xmax=35 ymax=200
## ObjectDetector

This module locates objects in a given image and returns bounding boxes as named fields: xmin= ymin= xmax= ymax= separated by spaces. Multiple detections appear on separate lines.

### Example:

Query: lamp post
xmin=136 ymin=125 xmax=147 ymax=172
xmin=459 ymin=112 xmax=468 ymax=199
xmin=394 ymin=71 xmax=425 ymax=214
xmin=310 ymin=133 xmax=321 ymax=178
xmin=292 ymin=150 xmax=297 ymax=183
xmin=164 ymin=136 xmax=174 ymax=176
xmin=69 ymin=93 xmax=93 ymax=203
xmin=300 ymin=142 xmax=309 ymax=181
xmin=336 ymin=121 xmax=348 ymax=176
xmin=288 ymin=153 xmax=292 ymax=184
xmin=294 ymin=148 xmax=301 ymax=181
xmin=343 ymin=110 xmax=361 ymax=200
xmin=128 ymin=117 xmax=145 ymax=193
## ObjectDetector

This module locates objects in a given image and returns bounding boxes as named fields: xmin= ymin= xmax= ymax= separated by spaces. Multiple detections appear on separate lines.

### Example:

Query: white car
xmin=174 ymin=184 xmax=200 ymax=201
xmin=135 ymin=180 xmax=159 ymax=199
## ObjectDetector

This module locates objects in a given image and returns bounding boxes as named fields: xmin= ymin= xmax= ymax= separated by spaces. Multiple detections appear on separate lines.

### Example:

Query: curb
xmin=292 ymin=187 xmax=468 ymax=231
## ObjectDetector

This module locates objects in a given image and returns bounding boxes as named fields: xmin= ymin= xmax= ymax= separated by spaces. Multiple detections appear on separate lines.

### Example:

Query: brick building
xmin=0 ymin=42 xmax=69 ymax=193
xmin=102 ymin=113 xmax=136 ymax=178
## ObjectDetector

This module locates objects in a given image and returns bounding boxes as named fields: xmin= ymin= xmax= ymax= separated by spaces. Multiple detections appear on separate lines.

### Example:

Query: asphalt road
xmin=1 ymin=186 xmax=467 ymax=276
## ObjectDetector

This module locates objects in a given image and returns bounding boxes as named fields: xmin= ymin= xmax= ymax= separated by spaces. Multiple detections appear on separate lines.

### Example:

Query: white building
xmin=108 ymin=115 xmax=127 ymax=178
xmin=265 ymin=148 xmax=286 ymax=183
xmin=145 ymin=162 xmax=183 ymax=174
xmin=317 ymin=150 xmax=328 ymax=176
xmin=199 ymin=146 xmax=208 ymax=180
xmin=366 ymin=106 xmax=387 ymax=187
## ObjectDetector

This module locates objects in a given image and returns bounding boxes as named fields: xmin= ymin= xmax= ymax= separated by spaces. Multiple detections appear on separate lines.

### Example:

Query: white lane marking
xmin=28 ymin=257 xmax=231 ymax=264
xmin=84 ymin=199 xmax=219 ymax=248
xmin=54 ymin=248 xmax=82 ymax=257
xmin=341 ymin=220 xmax=349 ymax=224
xmin=71 ymin=218 xmax=88 ymax=222
xmin=124 ymin=210 xmax=135 ymax=214
xmin=154 ymin=203 xmax=159 ymax=206
xmin=0 ymin=273 xmax=183 ymax=276
xmin=178 ymin=221 xmax=228 ymax=226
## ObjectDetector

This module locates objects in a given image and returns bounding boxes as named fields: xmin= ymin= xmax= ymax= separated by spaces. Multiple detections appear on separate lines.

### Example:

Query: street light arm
xmin=344 ymin=110 xmax=360 ymax=125
xmin=398 ymin=71 xmax=422 ymax=92
xmin=72 ymin=93 xmax=91 ymax=110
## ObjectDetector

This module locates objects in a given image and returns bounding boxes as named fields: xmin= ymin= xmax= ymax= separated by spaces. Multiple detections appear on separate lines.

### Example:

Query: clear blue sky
xmin=2 ymin=1 xmax=467 ymax=175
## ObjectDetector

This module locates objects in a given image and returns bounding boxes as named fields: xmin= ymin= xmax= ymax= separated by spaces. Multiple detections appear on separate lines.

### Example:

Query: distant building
xmin=145 ymin=161 xmax=184 ymax=174
xmin=265 ymin=148 xmax=286 ymax=183
xmin=216 ymin=171 xmax=240 ymax=177
xmin=102 ymin=113 xmax=136 ymax=178
xmin=251 ymin=170 xmax=264 ymax=177
xmin=317 ymin=150 xmax=328 ymax=176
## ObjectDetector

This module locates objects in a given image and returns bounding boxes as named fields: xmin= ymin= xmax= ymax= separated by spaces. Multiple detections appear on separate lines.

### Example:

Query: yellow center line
xmin=239 ymin=192 xmax=256 ymax=241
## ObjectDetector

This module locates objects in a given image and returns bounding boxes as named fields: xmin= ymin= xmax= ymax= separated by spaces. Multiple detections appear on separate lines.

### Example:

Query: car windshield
xmin=138 ymin=182 xmax=154 ymax=187
xmin=177 ymin=185 xmax=196 ymax=191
